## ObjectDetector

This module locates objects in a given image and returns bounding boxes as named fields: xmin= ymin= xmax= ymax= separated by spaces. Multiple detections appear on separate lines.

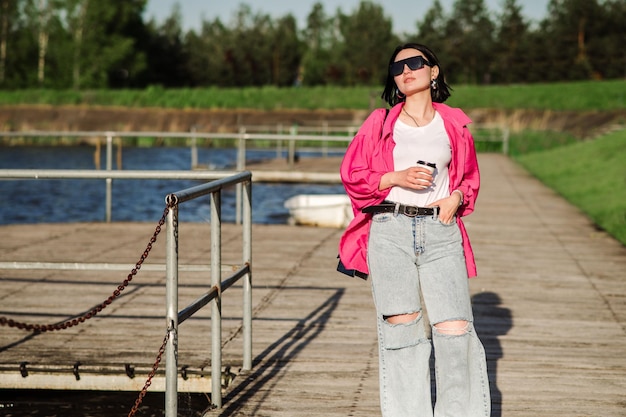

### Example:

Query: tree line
xmin=0 ymin=0 xmax=624 ymax=90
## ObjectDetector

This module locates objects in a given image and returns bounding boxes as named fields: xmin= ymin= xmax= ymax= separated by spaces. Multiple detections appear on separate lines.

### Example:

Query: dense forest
xmin=0 ymin=0 xmax=624 ymax=90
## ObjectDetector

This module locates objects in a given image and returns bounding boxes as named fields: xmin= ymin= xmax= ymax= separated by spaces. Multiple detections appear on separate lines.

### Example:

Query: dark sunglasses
xmin=390 ymin=56 xmax=432 ymax=76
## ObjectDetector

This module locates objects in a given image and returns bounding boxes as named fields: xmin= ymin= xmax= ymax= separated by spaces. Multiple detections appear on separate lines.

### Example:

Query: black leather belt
xmin=362 ymin=201 xmax=438 ymax=217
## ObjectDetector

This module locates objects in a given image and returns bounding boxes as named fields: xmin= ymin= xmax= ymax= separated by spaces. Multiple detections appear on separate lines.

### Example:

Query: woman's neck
xmin=401 ymin=97 xmax=435 ymax=126
xmin=403 ymin=95 xmax=433 ymax=116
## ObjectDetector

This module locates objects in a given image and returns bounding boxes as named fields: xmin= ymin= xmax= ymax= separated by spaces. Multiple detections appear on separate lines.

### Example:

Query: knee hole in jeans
xmin=383 ymin=311 xmax=420 ymax=325
xmin=433 ymin=319 xmax=470 ymax=336
xmin=381 ymin=311 xmax=426 ymax=350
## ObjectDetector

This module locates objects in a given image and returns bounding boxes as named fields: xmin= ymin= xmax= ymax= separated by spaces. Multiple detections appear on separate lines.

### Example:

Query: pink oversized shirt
xmin=338 ymin=102 xmax=480 ymax=278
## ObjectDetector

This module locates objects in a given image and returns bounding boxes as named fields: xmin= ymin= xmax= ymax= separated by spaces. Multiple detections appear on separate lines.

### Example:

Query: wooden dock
xmin=1 ymin=154 xmax=625 ymax=416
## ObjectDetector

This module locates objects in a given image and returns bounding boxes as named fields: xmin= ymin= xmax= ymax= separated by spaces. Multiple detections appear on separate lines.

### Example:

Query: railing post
xmin=165 ymin=202 xmax=179 ymax=417
xmin=190 ymin=127 xmax=198 ymax=169
xmin=116 ymin=137 xmax=123 ymax=169
xmin=276 ymin=124 xmax=283 ymax=158
xmin=94 ymin=140 xmax=101 ymax=170
xmin=237 ymin=127 xmax=246 ymax=172
xmin=105 ymin=133 xmax=113 ymax=222
xmin=210 ymin=191 xmax=223 ymax=407
xmin=288 ymin=125 xmax=297 ymax=168
xmin=235 ymin=128 xmax=246 ymax=225
xmin=242 ymin=179 xmax=252 ymax=371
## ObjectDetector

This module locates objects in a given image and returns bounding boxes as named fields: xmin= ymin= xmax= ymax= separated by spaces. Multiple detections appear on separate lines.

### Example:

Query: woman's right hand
xmin=379 ymin=166 xmax=433 ymax=191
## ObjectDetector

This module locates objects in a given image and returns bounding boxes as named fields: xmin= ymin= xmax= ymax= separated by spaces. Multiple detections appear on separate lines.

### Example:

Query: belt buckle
xmin=403 ymin=205 xmax=419 ymax=217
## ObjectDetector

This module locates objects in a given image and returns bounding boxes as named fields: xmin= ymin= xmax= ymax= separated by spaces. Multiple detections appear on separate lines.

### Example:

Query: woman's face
xmin=392 ymin=48 xmax=438 ymax=97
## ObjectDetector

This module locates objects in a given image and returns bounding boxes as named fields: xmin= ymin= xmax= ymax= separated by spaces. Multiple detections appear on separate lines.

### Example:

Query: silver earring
xmin=430 ymin=79 xmax=438 ymax=90
xmin=396 ymin=88 xmax=406 ymax=99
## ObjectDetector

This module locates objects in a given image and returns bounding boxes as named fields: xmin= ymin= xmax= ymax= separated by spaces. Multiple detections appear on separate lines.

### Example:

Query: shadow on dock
xmin=473 ymin=291 xmax=512 ymax=417
xmin=219 ymin=288 xmax=345 ymax=416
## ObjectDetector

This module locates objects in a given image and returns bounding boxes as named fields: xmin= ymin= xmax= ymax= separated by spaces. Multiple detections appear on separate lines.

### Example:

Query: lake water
xmin=0 ymin=146 xmax=346 ymax=225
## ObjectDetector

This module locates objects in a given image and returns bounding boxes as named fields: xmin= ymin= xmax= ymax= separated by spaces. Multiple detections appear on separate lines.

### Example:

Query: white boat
xmin=284 ymin=194 xmax=354 ymax=228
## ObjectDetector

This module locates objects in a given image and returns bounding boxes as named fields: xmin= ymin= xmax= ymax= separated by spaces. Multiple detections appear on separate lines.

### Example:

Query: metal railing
xmin=165 ymin=171 xmax=252 ymax=415
xmin=0 ymin=170 xmax=253 ymax=413
xmin=0 ymin=130 xmax=348 ymax=223
xmin=0 ymin=168 xmax=339 ymax=224
xmin=0 ymin=129 xmax=354 ymax=170
xmin=0 ymin=127 xmax=508 ymax=222
xmin=0 ymin=124 xmax=510 ymax=173
xmin=0 ymin=126 xmax=509 ymax=165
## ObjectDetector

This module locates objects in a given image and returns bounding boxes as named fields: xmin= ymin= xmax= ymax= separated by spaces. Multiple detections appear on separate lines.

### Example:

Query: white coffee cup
xmin=416 ymin=160 xmax=436 ymax=174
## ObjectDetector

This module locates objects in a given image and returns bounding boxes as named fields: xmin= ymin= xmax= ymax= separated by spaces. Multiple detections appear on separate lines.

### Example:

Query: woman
xmin=338 ymin=43 xmax=491 ymax=416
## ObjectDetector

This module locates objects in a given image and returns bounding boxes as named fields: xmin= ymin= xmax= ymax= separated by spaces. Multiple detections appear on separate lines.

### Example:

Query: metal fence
xmin=164 ymin=171 xmax=252 ymax=415
xmin=0 ymin=124 xmax=509 ymax=171
xmin=0 ymin=129 xmax=355 ymax=170
xmin=0 ymin=130 xmax=348 ymax=223
xmin=0 ymin=171 xmax=253 ymax=414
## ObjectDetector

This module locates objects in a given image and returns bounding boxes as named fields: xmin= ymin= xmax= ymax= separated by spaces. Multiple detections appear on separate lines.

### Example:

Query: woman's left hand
xmin=429 ymin=193 xmax=462 ymax=224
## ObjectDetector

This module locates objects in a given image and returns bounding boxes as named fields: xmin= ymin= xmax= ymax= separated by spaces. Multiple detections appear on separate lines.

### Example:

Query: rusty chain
xmin=0 ymin=204 xmax=171 ymax=332
xmin=128 ymin=326 xmax=171 ymax=417
xmin=1 ymin=199 xmax=181 ymax=416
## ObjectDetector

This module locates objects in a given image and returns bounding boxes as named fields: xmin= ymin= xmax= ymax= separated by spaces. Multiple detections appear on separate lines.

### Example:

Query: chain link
xmin=0 ymin=204 xmax=171 ymax=332
xmin=127 ymin=328 xmax=170 ymax=417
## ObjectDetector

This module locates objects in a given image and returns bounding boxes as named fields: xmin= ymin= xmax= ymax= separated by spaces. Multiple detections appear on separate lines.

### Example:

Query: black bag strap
xmin=337 ymin=256 xmax=368 ymax=280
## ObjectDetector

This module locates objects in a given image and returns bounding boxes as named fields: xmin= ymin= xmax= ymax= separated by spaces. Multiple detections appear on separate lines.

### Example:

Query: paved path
xmin=0 ymin=154 xmax=624 ymax=416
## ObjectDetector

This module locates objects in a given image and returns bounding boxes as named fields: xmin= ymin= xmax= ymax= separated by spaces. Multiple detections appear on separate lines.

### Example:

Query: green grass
xmin=0 ymin=86 xmax=380 ymax=110
xmin=508 ymin=130 xmax=581 ymax=156
xmin=446 ymin=80 xmax=626 ymax=111
xmin=0 ymin=80 xmax=624 ymax=111
xmin=515 ymin=129 xmax=626 ymax=245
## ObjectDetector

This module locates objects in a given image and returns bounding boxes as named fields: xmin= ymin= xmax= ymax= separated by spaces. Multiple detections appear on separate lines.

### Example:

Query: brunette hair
xmin=381 ymin=43 xmax=451 ymax=106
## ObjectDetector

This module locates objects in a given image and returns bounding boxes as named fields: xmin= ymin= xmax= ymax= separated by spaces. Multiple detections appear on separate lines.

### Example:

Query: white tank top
xmin=386 ymin=111 xmax=451 ymax=207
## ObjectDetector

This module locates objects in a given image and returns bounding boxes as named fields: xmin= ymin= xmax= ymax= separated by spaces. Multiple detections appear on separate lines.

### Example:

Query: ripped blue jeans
xmin=368 ymin=212 xmax=490 ymax=417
